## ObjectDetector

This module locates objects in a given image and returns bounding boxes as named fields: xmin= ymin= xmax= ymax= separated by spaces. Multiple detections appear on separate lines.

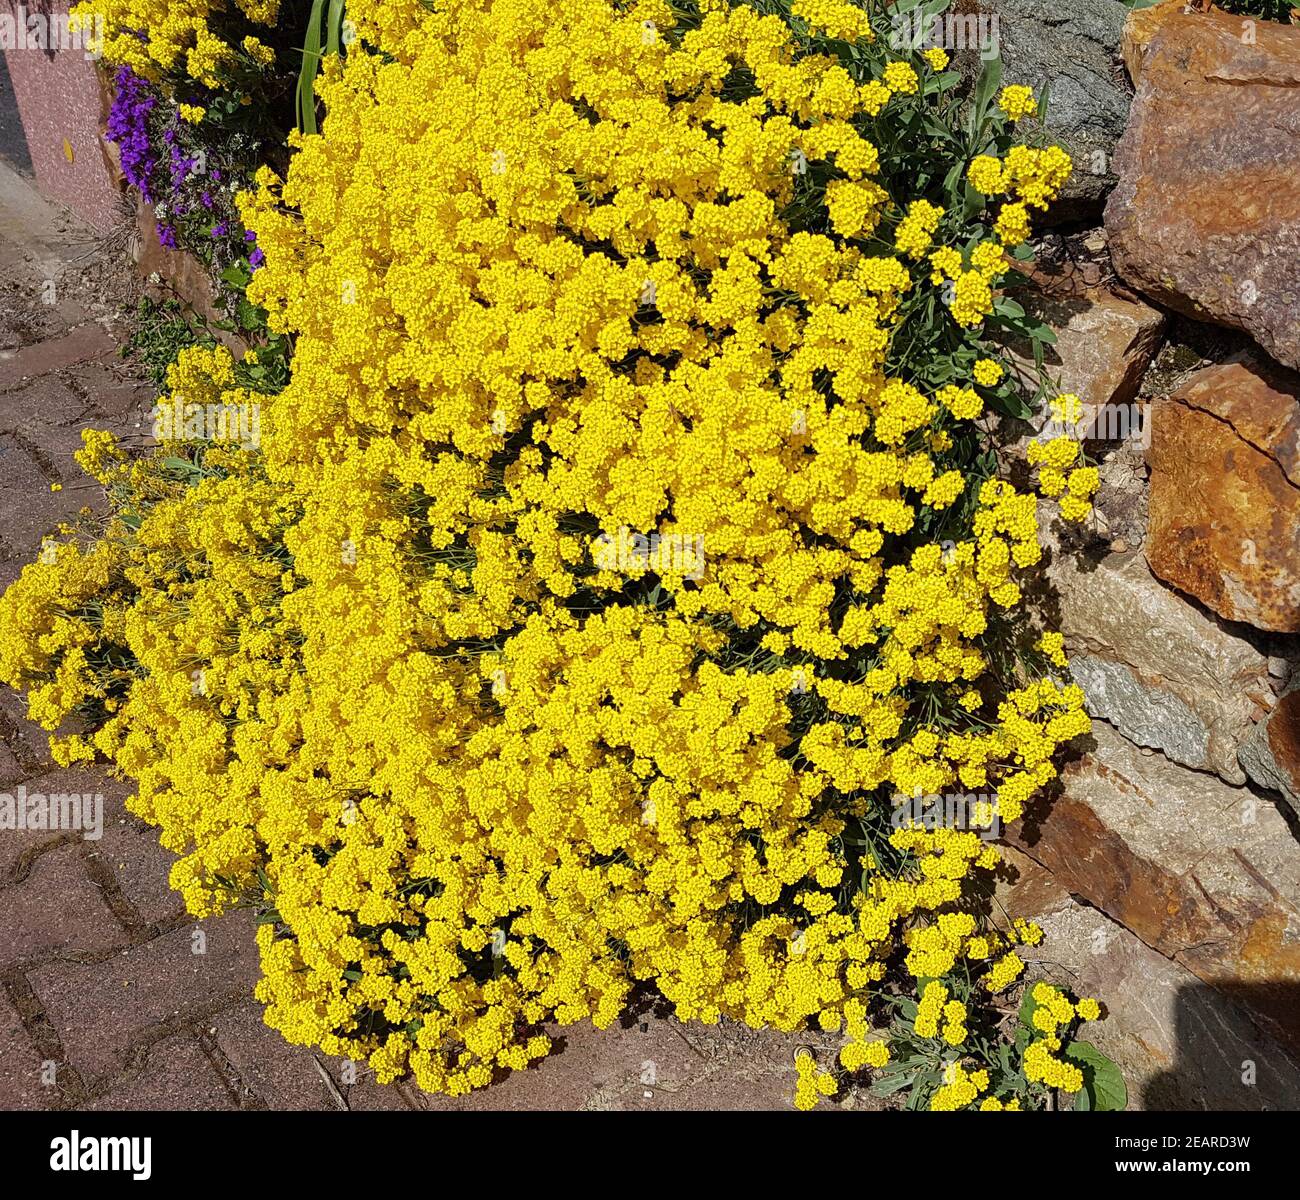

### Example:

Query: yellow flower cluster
xmin=912 ymin=980 xmax=967 ymax=1045
xmin=794 ymin=1050 xmax=838 ymax=1110
xmin=967 ymin=138 xmax=1073 ymax=250
xmin=930 ymin=1062 xmax=989 ymax=1110
xmin=1 ymin=0 xmax=1096 ymax=1105
xmin=997 ymin=85 xmax=1038 ymax=122
xmin=791 ymin=0 xmax=874 ymax=42
xmin=838 ymin=996 xmax=891 ymax=1071
xmin=1015 ymin=981 xmax=1104 ymax=1095
xmin=1029 ymin=414 xmax=1099 ymax=523
xmin=71 ymin=0 xmax=280 ymax=86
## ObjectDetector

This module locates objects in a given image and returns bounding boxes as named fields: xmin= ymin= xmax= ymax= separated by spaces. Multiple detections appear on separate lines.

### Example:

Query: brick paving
xmin=0 ymin=163 xmax=837 ymax=1113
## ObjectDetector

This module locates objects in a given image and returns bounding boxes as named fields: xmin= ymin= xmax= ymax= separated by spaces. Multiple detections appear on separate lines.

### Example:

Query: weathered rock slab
xmin=1049 ymin=551 xmax=1271 ymax=783
xmin=1121 ymin=0 xmax=1214 ymax=84
xmin=1006 ymin=286 xmax=1165 ymax=418
xmin=1106 ymin=10 xmax=1300 ymax=370
xmin=1240 ymin=681 xmax=1300 ymax=816
xmin=1009 ymin=721 xmax=1300 ymax=1058
xmin=999 ymin=846 xmax=1300 ymax=1111
xmin=1146 ymin=360 xmax=1300 ymax=633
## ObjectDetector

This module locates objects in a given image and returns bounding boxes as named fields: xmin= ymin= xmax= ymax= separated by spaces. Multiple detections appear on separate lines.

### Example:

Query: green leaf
xmin=870 ymin=1070 xmax=918 ymax=1098
xmin=326 ymin=0 xmax=347 ymax=56
xmin=942 ymin=159 xmax=966 ymax=198
xmin=297 ymin=0 xmax=330 ymax=136
xmin=968 ymin=56 xmax=1003 ymax=140
xmin=236 ymin=296 xmax=266 ymax=333
xmin=1017 ymin=984 xmax=1039 ymax=1028
xmin=1065 ymin=1042 xmax=1128 ymax=1112
xmin=986 ymin=388 xmax=1033 ymax=421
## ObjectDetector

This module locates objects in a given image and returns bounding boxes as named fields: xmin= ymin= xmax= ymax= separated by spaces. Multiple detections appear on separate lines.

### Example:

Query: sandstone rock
xmin=998 ymin=847 xmax=1300 ymax=1111
xmin=133 ymin=197 xmax=238 ymax=339
xmin=1006 ymin=286 xmax=1166 ymax=417
xmin=1009 ymin=721 xmax=1300 ymax=1058
xmin=1091 ymin=442 xmax=1149 ymax=551
xmin=1239 ymin=680 xmax=1300 ymax=815
xmin=1105 ymin=11 xmax=1300 ymax=371
xmin=1176 ymin=358 xmax=1300 ymax=488
xmin=980 ymin=0 xmax=1133 ymax=216
xmin=1048 ymin=551 xmax=1270 ymax=783
xmin=1121 ymin=0 xmax=1215 ymax=84
xmin=1146 ymin=361 xmax=1300 ymax=633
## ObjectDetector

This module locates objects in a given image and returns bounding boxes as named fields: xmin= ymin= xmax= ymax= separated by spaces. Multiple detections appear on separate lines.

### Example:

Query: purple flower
xmin=244 ymin=230 xmax=258 ymax=243
xmin=158 ymin=224 xmax=178 ymax=250
xmin=166 ymin=128 xmax=201 ymax=197
xmin=106 ymin=67 xmax=158 ymax=204
xmin=249 ymin=247 xmax=265 ymax=269
xmin=212 ymin=222 xmax=229 ymax=238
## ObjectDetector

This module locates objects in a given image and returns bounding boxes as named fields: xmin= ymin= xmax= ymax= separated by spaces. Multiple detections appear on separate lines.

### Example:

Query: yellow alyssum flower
xmin=3 ymin=0 xmax=1094 ymax=1102
xmin=72 ymin=0 xmax=280 ymax=86
xmin=998 ymin=84 xmax=1038 ymax=122
xmin=967 ymin=155 xmax=1006 ymax=197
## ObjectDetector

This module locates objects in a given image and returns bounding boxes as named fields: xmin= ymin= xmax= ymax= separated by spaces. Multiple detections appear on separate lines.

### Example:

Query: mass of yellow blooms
xmin=1 ymin=0 xmax=1102 ymax=1109
xmin=70 ymin=0 xmax=280 ymax=85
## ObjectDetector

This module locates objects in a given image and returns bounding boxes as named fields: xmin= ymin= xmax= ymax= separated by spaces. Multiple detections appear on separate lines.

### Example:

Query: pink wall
xmin=1 ymin=1 xmax=123 ymax=230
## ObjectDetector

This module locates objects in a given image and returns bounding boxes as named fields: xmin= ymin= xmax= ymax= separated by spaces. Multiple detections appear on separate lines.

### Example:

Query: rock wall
xmin=999 ymin=3 xmax=1300 ymax=1108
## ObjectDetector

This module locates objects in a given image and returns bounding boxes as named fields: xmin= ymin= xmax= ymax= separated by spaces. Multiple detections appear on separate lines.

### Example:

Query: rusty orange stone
xmin=1146 ymin=359 xmax=1300 ymax=633
xmin=1106 ymin=10 xmax=1300 ymax=372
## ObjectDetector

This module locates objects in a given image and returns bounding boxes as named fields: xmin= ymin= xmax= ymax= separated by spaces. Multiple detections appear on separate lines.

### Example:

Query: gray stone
xmin=1070 ymin=653 xmax=1211 ymax=773
xmin=1239 ymin=680 xmax=1300 ymax=817
xmin=1049 ymin=551 xmax=1270 ymax=784
xmin=981 ymin=0 xmax=1133 ymax=217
